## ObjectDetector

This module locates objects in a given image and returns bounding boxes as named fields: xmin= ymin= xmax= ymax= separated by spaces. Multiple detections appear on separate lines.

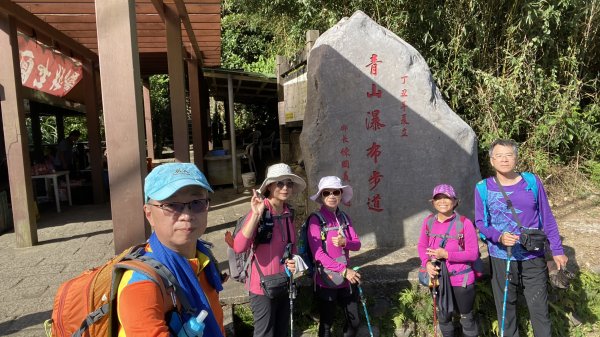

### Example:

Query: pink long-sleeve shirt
xmin=308 ymin=206 xmax=361 ymax=289
xmin=417 ymin=213 xmax=479 ymax=287
xmin=232 ymin=200 xmax=296 ymax=295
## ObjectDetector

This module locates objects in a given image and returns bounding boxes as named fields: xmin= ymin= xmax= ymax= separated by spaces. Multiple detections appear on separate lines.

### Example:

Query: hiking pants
xmin=249 ymin=292 xmax=290 ymax=337
xmin=436 ymin=284 xmax=478 ymax=337
xmin=316 ymin=285 xmax=360 ymax=337
xmin=490 ymin=256 xmax=551 ymax=337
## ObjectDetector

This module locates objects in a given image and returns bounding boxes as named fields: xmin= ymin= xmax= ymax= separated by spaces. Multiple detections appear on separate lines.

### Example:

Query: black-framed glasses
xmin=322 ymin=190 xmax=342 ymax=197
xmin=147 ymin=199 xmax=210 ymax=215
xmin=276 ymin=181 xmax=294 ymax=189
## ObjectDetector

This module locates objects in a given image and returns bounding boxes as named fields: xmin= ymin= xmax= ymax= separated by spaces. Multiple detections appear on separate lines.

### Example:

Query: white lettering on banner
xmin=50 ymin=65 xmax=67 ymax=91
xmin=33 ymin=58 xmax=52 ymax=89
xmin=63 ymin=71 xmax=80 ymax=92
xmin=20 ymin=50 xmax=35 ymax=84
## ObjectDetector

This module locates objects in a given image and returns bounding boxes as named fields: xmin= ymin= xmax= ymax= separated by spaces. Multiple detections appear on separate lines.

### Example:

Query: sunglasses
xmin=322 ymin=190 xmax=342 ymax=197
xmin=275 ymin=181 xmax=294 ymax=189
xmin=148 ymin=199 xmax=210 ymax=215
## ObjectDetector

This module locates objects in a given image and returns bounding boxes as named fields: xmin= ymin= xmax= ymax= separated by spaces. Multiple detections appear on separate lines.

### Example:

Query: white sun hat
xmin=258 ymin=163 xmax=306 ymax=196
xmin=310 ymin=176 xmax=353 ymax=204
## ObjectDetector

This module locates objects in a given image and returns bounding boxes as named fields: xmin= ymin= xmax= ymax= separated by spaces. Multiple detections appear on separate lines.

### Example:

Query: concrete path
xmin=0 ymin=187 xmax=421 ymax=337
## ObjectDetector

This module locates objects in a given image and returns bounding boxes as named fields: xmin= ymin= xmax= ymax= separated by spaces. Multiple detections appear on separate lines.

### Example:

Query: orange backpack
xmin=45 ymin=244 xmax=190 ymax=337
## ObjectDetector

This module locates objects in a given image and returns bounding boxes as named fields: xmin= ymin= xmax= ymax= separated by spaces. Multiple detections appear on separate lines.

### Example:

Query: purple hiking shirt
xmin=474 ymin=174 xmax=564 ymax=260
xmin=307 ymin=206 xmax=361 ymax=289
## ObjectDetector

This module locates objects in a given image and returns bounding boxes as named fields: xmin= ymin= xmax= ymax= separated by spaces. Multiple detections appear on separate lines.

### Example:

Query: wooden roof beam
xmin=150 ymin=0 xmax=166 ymax=21
xmin=174 ymin=0 xmax=203 ymax=66
xmin=0 ymin=1 xmax=97 ymax=61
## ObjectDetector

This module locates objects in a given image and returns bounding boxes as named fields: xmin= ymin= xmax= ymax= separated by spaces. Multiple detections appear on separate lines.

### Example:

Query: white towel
xmin=292 ymin=254 xmax=308 ymax=278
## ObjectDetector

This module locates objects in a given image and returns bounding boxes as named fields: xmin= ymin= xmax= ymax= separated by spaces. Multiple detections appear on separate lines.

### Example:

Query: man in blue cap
xmin=116 ymin=163 xmax=225 ymax=337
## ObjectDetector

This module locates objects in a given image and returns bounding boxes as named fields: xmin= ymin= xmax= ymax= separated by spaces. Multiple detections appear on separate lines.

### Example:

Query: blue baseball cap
xmin=144 ymin=163 xmax=213 ymax=203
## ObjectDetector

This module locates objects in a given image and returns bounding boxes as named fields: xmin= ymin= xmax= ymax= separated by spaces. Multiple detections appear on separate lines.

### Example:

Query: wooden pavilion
xmin=0 ymin=0 xmax=229 ymax=252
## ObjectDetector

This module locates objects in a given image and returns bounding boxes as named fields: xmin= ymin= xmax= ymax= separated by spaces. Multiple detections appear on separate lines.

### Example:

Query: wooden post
xmin=199 ymin=71 xmax=210 ymax=162
xmin=165 ymin=4 xmax=189 ymax=163
xmin=187 ymin=58 xmax=205 ymax=171
xmin=95 ymin=0 xmax=148 ymax=253
xmin=29 ymin=101 xmax=42 ymax=162
xmin=0 ymin=12 xmax=37 ymax=247
xmin=276 ymin=55 xmax=291 ymax=163
xmin=83 ymin=60 xmax=105 ymax=204
xmin=227 ymin=74 xmax=238 ymax=189
xmin=142 ymin=78 xmax=154 ymax=161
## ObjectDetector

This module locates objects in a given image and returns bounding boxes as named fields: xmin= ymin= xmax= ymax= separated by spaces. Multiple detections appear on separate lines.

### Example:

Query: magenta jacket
xmin=308 ymin=206 xmax=361 ymax=289
xmin=232 ymin=200 xmax=296 ymax=295
xmin=417 ymin=213 xmax=479 ymax=287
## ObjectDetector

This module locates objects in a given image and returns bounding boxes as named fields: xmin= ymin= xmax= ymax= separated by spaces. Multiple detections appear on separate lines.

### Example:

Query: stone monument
xmin=300 ymin=11 xmax=481 ymax=248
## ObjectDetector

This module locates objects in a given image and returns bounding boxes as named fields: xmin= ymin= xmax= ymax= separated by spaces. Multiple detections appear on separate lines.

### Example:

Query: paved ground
xmin=0 ymin=186 xmax=424 ymax=337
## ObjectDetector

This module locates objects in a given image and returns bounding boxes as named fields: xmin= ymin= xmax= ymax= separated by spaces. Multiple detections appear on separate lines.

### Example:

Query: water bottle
xmin=177 ymin=310 xmax=208 ymax=337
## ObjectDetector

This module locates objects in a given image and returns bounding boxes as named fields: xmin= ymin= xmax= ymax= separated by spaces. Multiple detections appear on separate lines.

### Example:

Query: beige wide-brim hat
xmin=258 ymin=163 xmax=306 ymax=196
xmin=310 ymin=176 xmax=353 ymax=204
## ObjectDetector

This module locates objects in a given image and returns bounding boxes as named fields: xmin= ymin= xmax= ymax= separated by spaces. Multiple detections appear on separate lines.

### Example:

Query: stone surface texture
xmin=300 ymin=11 xmax=481 ymax=248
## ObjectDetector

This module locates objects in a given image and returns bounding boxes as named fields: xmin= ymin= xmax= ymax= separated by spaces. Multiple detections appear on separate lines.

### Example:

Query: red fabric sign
xmin=18 ymin=34 xmax=83 ymax=97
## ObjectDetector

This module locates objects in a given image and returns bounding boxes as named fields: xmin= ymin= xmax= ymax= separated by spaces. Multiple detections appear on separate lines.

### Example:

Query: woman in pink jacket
xmin=232 ymin=163 xmax=306 ymax=337
xmin=307 ymin=176 xmax=362 ymax=337
xmin=417 ymin=184 xmax=479 ymax=337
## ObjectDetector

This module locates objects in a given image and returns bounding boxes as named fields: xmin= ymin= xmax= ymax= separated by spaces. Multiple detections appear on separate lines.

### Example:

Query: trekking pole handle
xmin=507 ymin=246 xmax=512 ymax=257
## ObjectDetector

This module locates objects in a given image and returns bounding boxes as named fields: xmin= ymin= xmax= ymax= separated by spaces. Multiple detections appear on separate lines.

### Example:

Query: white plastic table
xmin=31 ymin=171 xmax=72 ymax=213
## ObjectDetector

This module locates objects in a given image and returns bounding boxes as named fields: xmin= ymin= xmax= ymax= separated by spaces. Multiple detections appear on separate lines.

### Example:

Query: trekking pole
xmin=352 ymin=267 xmax=374 ymax=337
xmin=500 ymin=246 xmax=512 ymax=337
xmin=285 ymin=266 xmax=295 ymax=337
xmin=431 ymin=272 xmax=438 ymax=337
xmin=289 ymin=276 xmax=296 ymax=337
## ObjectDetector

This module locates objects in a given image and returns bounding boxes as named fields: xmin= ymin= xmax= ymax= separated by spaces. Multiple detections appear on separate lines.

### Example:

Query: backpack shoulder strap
xmin=455 ymin=213 xmax=464 ymax=234
xmin=521 ymin=172 xmax=538 ymax=203
xmin=455 ymin=213 xmax=467 ymax=251
xmin=338 ymin=210 xmax=350 ymax=226
xmin=308 ymin=211 xmax=328 ymax=254
xmin=475 ymin=178 xmax=489 ymax=226
xmin=425 ymin=213 xmax=435 ymax=235
xmin=521 ymin=171 xmax=542 ymax=228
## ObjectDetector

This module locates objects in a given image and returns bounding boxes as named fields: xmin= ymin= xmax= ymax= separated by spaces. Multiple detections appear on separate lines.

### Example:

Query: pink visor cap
xmin=432 ymin=184 xmax=457 ymax=199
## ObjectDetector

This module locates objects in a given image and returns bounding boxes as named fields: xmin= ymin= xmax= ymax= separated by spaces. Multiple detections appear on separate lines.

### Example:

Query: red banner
xmin=18 ymin=34 xmax=83 ymax=97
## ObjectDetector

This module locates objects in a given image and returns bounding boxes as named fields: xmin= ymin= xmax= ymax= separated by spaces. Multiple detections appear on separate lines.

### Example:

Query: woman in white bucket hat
xmin=232 ymin=163 xmax=305 ymax=337
xmin=307 ymin=176 xmax=361 ymax=337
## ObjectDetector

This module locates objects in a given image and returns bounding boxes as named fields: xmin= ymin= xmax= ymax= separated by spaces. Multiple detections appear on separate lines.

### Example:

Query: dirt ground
xmin=548 ymin=192 xmax=600 ymax=273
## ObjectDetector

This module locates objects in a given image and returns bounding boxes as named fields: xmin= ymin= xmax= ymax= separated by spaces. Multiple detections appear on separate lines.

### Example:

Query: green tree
xmin=222 ymin=0 xmax=600 ymax=176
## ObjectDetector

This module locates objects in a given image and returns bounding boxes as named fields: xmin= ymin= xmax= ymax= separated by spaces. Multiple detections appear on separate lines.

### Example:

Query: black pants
xmin=249 ymin=292 xmax=290 ymax=337
xmin=436 ymin=284 xmax=478 ymax=337
xmin=490 ymin=256 xmax=551 ymax=337
xmin=316 ymin=285 xmax=361 ymax=337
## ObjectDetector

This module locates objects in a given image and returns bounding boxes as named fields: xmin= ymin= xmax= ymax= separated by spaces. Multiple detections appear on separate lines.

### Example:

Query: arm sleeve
xmin=307 ymin=216 xmax=345 ymax=273
xmin=117 ymin=280 xmax=170 ymax=337
xmin=474 ymin=183 xmax=503 ymax=243
xmin=536 ymin=176 xmax=564 ymax=256
xmin=447 ymin=218 xmax=479 ymax=263
xmin=343 ymin=217 xmax=361 ymax=251
xmin=232 ymin=211 xmax=256 ymax=253
xmin=417 ymin=219 xmax=429 ymax=267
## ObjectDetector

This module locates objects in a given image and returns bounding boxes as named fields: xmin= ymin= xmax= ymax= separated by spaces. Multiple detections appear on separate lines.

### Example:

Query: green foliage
xmin=583 ymin=160 xmax=600 ymax=187
xmin=232 ymin=271 xmax=600 ymax=335
xmin=222 ymin=0 xmax=600 ymax=178
xmin=149 ymin=75 xmax=173 ymax=158
xmin=392 ymin=284 xmax=436 ymax=336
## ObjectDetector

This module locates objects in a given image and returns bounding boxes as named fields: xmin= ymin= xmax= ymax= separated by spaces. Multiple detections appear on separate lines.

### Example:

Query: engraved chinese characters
xmin=301 ymin=11 xmax=480 ymax=247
